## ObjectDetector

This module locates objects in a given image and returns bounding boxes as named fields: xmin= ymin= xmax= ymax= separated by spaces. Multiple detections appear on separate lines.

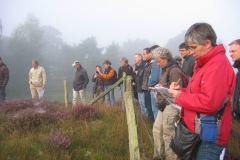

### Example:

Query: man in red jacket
xmin=169 ymin=23 xmax=236 ymax=160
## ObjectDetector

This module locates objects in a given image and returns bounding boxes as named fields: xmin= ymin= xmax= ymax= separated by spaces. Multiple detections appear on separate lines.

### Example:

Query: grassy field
xmin=0 ymin=98 xmax=239 ymax=160
xmin=0 ymin=99 xmax=154 ymax=160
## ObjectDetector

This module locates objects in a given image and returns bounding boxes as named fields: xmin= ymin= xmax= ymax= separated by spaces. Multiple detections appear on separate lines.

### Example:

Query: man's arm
xmin=29 ymin=69 xmax=32 ymax=84
xmin=83 ymin=70 xmax=89 ymax=89
xmin=42 ymin=68 xmax=46 ymax=87
xmin=3 ymin=67 xmax=9 ymax=86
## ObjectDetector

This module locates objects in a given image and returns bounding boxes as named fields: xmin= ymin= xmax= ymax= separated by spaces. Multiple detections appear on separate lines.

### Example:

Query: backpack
xmin=167 ymin=65 xmax=190 ymax=88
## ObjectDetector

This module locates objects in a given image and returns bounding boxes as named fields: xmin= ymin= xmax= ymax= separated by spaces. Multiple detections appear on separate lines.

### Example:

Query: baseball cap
xmin=72 ymin=61 xmax=80 ymax=66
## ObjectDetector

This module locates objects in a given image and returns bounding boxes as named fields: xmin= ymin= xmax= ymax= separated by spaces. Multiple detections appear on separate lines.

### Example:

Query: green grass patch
xmin=0 ymin=99 xmax=239 ymax=159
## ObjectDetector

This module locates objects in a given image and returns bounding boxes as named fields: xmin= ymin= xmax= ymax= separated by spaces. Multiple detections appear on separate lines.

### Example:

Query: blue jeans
xmin=104 ymin=85 xmax=115 ymax=107
xmin=144 ymin=91 xmax=154 ymax=121
xmin=194 ymin=141 xmax=224 ymax=160
xmin=138 ymin=92 xmax=147 ymax=116
xmin=120 ymin=83 xmax=124 ymax=100
xmin=150 ymin=90 xmax=158 ymax=120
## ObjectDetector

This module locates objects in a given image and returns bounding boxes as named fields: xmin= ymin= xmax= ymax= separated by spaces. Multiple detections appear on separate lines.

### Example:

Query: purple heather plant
xmin=71 ymin=103 xmax=99 ymax=121
xmin=47 ymin=129 xmax=71 ymax=149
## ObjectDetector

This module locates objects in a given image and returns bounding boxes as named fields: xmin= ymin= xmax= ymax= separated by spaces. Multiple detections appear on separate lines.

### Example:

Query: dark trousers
xmin=0 ymin=86 xmax=6 ymax=101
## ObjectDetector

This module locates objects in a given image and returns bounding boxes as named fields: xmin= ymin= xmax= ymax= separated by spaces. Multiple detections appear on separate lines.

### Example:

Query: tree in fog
xmin=165 ymin=31 xmax=186 ymax=56
xmin=41 ymin=25 xmax=63 ymax=80
xmin=103 ymin=41 xmax=121 ymax=71
xmin=8 ymin=14 xmax=44 ymax=97
xmin=78 ymin=36 xmax=103 ymax=79
xmin=121 ymin=39 xmax=153 ymax=65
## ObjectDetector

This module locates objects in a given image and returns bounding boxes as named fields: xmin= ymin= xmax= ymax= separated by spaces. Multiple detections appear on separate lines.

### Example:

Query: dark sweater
xmin=233 ymin=60 xmax=240 ymax=122
xmin=141 ymin=59 xmax=153 ymax=91
xmin=118 ymin=64 xmax=134 ymax=86
xmin=182 ymin=55 xmax=195 ymax=77
xmin=134 ymin=61 xmax=146 ymax=92
xmin=0 ymin=62 xmax=9 ymax=86
xmin=73 ymin=66 xmax=89 ymax=91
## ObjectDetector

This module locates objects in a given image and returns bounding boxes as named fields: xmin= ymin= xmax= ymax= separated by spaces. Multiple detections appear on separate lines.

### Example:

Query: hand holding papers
xmin=39 ymin=88 xmax=45 ymax=98
xmin=155 ymin=86 xmax=181 ymax=110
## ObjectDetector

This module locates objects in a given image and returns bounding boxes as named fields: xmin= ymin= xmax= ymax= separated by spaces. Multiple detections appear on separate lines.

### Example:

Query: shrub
xmin=0 ymin=99 xmax=34 ymax=114
xmin=47 ymin=129 xmax=71 ymax=150
xmin=4 ymin=110 xmax=56 ymax=133
xmin=71 ymin=104 xmax=100 ymax=121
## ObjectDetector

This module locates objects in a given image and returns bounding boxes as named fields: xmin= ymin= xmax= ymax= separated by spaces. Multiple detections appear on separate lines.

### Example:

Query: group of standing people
xmin=131 ymin=44 xmax=195 ymax=159
xmin=72 ymin=58 xmax=134 ymax=107
xmin=150 ymin=23 xmax=240 ymax=160
xmin=1 ymin=21 xmax=240 ymax=160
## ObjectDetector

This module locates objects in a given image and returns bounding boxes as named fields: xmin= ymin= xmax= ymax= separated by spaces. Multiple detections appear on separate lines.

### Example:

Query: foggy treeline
xmin=0 ymin=15 xmax=184 ymax=100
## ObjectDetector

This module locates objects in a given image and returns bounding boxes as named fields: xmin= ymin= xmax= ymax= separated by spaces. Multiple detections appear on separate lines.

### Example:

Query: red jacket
xmin=175 ymin=44 xmax=236 ymax=145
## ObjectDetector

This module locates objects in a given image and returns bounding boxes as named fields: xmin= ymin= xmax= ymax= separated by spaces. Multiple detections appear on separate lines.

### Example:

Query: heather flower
xmin=47 ymin=129 xmax=71 ymax=149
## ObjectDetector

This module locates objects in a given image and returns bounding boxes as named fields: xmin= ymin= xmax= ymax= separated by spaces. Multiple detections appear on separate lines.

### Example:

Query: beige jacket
xmin=29 ymin=66 xmax=46 ymax=87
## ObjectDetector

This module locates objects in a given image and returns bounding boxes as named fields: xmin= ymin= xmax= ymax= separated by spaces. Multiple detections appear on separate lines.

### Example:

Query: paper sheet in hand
xmin=155 ymin=86 xmax=181 ymax=110
xmin=39 ymin=88 xmax=45 ymax=98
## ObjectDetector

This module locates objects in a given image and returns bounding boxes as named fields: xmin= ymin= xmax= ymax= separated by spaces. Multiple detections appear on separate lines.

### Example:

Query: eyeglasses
xmin=179 ymin=49 xmax=188 ymax=52
xmin=189 ymin=46 xmax=197 ymax=51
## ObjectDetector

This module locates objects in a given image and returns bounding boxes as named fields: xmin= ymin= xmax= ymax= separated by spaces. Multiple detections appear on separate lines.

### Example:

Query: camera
xmin=96 ymin=71 xmax=99 ymax=74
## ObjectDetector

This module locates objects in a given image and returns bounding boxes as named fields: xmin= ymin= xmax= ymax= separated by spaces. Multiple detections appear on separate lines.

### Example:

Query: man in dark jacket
xmin=133 ymin=53 xmax=145 ymax=103
xmin=0 ymin=57 xmax=9 ymax=101
xmin=179 ymin=42 xmax=196 ymax=77
xmin=229 ymin=39 xmax=240 ymax=122
xmin=140 ymin=48 xmax=154 ymax=121
xmin=72 ymin=61 xmax=89 ymax=106
xmin=118 ymin=57 xmax=134 ymax=100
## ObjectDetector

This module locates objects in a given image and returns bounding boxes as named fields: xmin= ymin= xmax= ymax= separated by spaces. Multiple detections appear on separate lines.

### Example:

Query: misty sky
xmin=0 ymin=0 xmax=240 ymax=49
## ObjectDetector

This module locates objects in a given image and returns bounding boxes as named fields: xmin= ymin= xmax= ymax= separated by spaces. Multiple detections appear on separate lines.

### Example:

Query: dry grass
xmin=0 ymin=99 xmax=239 ymax=160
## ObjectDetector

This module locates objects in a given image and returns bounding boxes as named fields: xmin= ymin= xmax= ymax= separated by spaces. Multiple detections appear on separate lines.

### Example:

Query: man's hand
xmin=170 ymin=82 xmax=181 ymax=90
xmin=42 ymin=85 xmax=45 ymax=89
xmin=118 ymin=87 xmax=121 ymax=90
xmin=148 ymin=87 xmax=156 ymax=90
xmin=94 ymin=74 xmax=98 ymax=78
xmin=155 ymin=83 xmax=162 ymax=87
xmin=168 ymin=89 xmax=180 ymax=98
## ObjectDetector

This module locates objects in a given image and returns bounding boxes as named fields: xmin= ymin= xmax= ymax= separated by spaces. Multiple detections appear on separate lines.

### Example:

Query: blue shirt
xmin=148 ymin=61 xmax=162 ymax=87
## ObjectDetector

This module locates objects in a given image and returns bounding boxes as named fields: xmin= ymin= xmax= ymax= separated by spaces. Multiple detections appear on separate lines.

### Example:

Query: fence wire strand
xmin=134 ymin=99 xmax=163 ymax=160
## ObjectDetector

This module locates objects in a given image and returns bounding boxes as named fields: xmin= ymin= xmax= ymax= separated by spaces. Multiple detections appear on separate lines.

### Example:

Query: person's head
xmin=174 ymin=55 xmax=182 ymax=66
xmin=32 ymin=59 xmax=39 ymax=68
xmin=229 ymin=39 xmax=240 ymax=62
xmin=150 ymin=45 xmax=160 ymax=53
xmin=120 ymin=57 xmax=128 ymax=66
xmin=142 ymin=48 xmax=151 ymax=60
xmin=103 ymin=60 xmax=111 ymax=70
xmin=179 ymin=42 xmax=190 ymax=58
xmin=185 ymin=22 xmax=217 ymax=59
xmin=152 ymin=47 xmax=173 ymax=67
xmin=134 ymin=53 xmax=142 ymax=64
xmin=95 ymin=65 xmax=102 ymax=72
xmin=72 ymin=61 xmax=81 ymax=69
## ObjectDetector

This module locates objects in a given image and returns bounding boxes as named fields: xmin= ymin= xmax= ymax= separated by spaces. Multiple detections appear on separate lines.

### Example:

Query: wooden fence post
xmin=63 ymin=78 xmax=69 ymax=108
xmin=124 ymin=75 xmax=140 ymax=160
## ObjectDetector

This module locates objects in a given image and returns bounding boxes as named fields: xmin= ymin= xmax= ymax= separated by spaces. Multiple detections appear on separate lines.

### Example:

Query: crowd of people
xmin=0 ymin=22 xmax=240 ymax=160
